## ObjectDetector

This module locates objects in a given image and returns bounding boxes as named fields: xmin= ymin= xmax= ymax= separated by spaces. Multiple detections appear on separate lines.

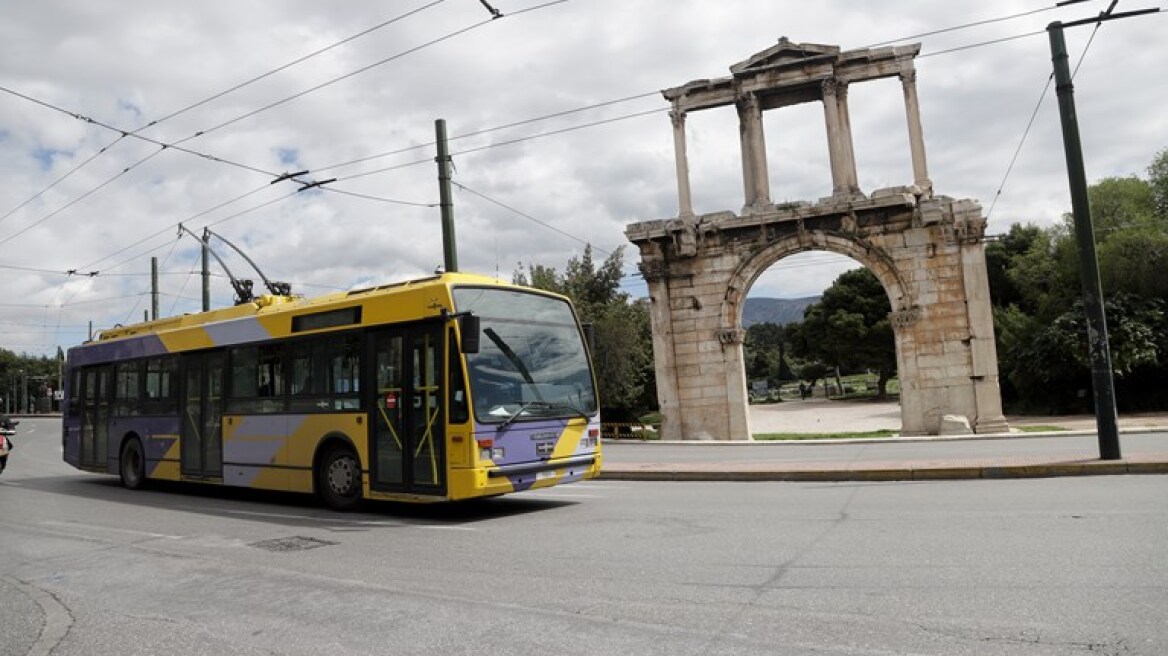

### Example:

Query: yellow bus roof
xmin=91 ymin=271 xmax=512 ymax=344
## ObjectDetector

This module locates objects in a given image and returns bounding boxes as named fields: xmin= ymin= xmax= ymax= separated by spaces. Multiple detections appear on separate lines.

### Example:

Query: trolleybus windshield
xmin=452 ymin=286 xmax=597 ymax=425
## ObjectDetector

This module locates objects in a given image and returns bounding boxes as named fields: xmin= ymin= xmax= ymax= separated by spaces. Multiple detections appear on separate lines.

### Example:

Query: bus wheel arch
xmin=119 ymin=433 xmax=148 ymax=490
xmin=314 ymin=434 xmax=363 ymax=511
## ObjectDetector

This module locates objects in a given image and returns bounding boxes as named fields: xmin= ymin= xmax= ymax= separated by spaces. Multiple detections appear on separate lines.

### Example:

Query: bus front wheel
xmin=318 ymin=445 xmax=362 ymax=511
xmin=119 ymin=437 xmax=147 ymax=490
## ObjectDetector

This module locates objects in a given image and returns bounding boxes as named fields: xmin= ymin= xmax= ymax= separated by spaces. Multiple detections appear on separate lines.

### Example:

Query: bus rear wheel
xmin=119 ymin=437 xmax=147 ymax=490
xmin=318 ymin=445 xmax=362 ymax=511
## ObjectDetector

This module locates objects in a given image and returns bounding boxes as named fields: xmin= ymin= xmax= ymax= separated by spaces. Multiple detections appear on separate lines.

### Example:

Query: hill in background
xmin=742 ymin=296 xmax=819 ymax=327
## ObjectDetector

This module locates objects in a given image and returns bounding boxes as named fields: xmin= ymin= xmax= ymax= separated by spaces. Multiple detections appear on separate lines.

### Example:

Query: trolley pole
xmin=435 ymin=119 xmax=458 ymax=273
xmin=1048 ymin=20 xmax=1122 ymax=459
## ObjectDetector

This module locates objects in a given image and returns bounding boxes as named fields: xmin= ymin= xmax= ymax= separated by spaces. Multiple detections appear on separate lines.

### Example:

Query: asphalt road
xmin=3 ymin=416 xmax=1167 ymax=655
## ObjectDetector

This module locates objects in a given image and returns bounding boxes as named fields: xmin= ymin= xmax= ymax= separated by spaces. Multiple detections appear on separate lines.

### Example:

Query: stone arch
xmin=722 ymin=231 xmax=911 ymax=333
xmin=625 ymin=39 xmax=1008 ymax=440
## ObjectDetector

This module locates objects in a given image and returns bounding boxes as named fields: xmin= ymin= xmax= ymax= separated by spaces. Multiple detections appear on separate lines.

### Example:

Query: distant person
xmin=798 ymin=382 xmax=808 ymax=400
xmin=0 ymin=414 xmax=15 ymax=475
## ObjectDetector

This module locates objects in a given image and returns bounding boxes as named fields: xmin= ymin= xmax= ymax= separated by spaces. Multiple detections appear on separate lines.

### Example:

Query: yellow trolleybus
xmin=63 ymin=272 xmax=602 ymax=509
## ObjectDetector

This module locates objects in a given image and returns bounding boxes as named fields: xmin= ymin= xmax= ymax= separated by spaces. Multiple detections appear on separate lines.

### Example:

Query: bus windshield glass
xmin=452 ymin=287 xmax=597 ymax=424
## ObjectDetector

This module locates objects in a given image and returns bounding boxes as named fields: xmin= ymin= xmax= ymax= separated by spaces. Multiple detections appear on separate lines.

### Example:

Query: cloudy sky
xmin=1 ymin=0 xmax=1165 ymax=357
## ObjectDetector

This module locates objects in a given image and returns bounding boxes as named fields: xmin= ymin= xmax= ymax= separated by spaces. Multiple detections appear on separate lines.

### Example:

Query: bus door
xmin=181 ymin=352 xmax=224 ymax=478
xmin=369 ymin=324 xmax=446 ymax=494
xmin=80 ymin=365 xmax=112 ymax=470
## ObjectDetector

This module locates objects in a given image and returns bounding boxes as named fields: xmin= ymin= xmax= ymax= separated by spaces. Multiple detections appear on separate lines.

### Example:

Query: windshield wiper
xmin=483 ymin=328 xmax=537 ymax=387
xmin=496 ymin=401 xmax=552 ymax=433
xmin=551 ymin=400 xmax=591 ymax=420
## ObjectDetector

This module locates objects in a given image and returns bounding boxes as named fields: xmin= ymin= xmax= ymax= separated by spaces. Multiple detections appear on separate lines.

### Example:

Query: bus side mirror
xmin=460 ymin=315 xmax=481 ymax=354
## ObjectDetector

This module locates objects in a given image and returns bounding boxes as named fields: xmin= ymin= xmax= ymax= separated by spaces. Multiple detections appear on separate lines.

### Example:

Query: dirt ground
xmin=748 ymin=398 xmax=1168 ymax=434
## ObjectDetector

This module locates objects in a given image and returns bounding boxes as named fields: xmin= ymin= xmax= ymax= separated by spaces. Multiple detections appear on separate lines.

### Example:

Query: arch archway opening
xmin=741 ymin=251 xmax=902 ymax=437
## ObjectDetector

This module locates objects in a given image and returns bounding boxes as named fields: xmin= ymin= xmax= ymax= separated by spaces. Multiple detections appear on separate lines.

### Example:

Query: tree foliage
xmin=515 ymin=245 xmax=656 ymax=413
xmin=0 ymin=348 xmax=62 ymax=413
xmin=992 ymin=148 xmax=1168 ymax=412
xmin=785 ymin=268 xmax=896 ymax=398
xmin=744 ymin=322 xmax=794 ymax=383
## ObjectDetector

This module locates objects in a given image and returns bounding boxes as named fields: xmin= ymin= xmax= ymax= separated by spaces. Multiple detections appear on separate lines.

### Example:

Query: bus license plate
xmin=535 ymin=441 xmax=554 ymax=457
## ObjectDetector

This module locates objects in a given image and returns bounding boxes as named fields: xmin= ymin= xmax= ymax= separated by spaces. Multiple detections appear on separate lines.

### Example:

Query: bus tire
xmin=119 ymin=437 xmax=147 ymax=490
xmin=318 ymin=444 xmax=362 ymax=511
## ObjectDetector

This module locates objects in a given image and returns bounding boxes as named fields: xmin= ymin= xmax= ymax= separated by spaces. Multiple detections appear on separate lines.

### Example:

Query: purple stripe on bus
xmin=473 ymin=417 xmax=599 ymax=491
xmin=225 ymin=415 xmax=308 ymax=464
xmin=68 ymin=334 xmax=169 ymax=366
xmin=204 ymin=317 xmax=273 ymax=347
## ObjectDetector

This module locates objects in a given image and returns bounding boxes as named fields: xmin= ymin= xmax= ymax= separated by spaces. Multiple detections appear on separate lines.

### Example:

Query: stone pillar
xmin=900 ymin=70 xmax=933 ymax=193
xmin=717 ymin=328 xmax=753 ymax=440
xmin=640 ymin=258 xmax=682 ymax=440
xmin=834 ymin=80 xmax=860 ymax=194
xmin=821 ymin=79 xmax=857 ymax=197
xmin=736 ymin=93 xmax=771 ymax=212
xmin=956 ymin=219 xmax=1009 ymax=434
xmin=669 ymin=108 xmax=694 ymax=217
xmin=890 ymin=307 xmax=927 ymax=436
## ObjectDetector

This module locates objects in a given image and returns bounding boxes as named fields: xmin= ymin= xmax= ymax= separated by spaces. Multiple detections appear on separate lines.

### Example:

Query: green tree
xmin=0 ymin=348 xmax=61 ymax=413
xmin=985 ymin=223 xmax=1043 ymax=310
xmin=744 ymin=322 xmax=792 ymax=383
xmin=1148 ymin=147 xmax=1168 ymax=219
xmin=786 ymin=268 xmax=896 ymax=399
xmin=516 ymin=245 xmax=656 ymax=414
xmin=1005 ymin=295 xmax=1167 ymax=412
xmin=991 ymin=147 xmax=1168 ymax=412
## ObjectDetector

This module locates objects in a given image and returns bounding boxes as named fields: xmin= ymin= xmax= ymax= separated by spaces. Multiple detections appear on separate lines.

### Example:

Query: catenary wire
xmin=24 ymin=5 xmax=1093 ymax=275
xmin=0 ymin=2 xmax=447 ymax=230
xmin=10 ymin=4 xmax=1133 ymax=322
xmin=0 ymin=1 xmax=541 ymax=255
xmin=986 ymin=12 xmax=1111 ymax=221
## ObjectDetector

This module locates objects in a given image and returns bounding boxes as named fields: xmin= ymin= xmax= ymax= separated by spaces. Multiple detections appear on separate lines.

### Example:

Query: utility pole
xmin=435 ymin=119 xmax=458 ymax=273
xmin=201 ymin=228 xmax=211 ymax=311
xmin=151 ymin=256 xmax=159 ymax=320
xmin=1046 ymin=6 xmax=1158 ymax=460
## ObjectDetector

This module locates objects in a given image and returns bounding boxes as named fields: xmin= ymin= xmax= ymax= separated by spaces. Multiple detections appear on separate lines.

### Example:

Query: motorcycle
xmin=0 ymin=418 xmax=16 ymax=475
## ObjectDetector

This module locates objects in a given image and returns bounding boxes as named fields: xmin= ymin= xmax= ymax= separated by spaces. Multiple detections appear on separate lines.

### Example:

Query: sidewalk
xmin=600 ymin=401 xmax=1168 ymax=482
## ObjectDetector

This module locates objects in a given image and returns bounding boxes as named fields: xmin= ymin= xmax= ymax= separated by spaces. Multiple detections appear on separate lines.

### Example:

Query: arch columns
xmin=641 ymin=38 xmax=1006 ymax=440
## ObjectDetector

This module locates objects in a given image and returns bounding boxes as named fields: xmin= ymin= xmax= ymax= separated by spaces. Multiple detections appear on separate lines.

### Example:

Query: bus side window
xmin=144 ymin=356 xmax=178 ymax=414
xmin=449 ymin=331 xmax=469 ymax=424
xmin=114 ymin=361 xmax=142 ymax=416
xmin=228 ymin=344 xmax=286 ymax=413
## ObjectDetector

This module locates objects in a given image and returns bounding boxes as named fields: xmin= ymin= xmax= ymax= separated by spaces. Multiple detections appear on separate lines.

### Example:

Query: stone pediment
xmin=729 ymin=37 xmax=840 ymax=76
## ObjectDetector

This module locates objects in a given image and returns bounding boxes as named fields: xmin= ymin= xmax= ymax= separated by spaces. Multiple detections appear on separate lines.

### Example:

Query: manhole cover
xmin=250 ymin=536 xmax=339 ymax=552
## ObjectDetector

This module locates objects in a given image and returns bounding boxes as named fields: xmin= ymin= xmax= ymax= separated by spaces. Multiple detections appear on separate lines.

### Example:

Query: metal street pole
xmin=151 ymin=256 xmax=160 ymax=320
xmin=201 ymin=228 xmax=211 ymax=312
xmin=1047 ymin=21 xmax=1120 ymax=459
xmin=435 ymin=119 xmax=458 ymax=273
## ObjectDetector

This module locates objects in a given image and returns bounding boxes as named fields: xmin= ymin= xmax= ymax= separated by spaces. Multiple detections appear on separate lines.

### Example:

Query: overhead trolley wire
xmin=0 ymin=1 xmax=504 ymax=252
xmin=863 ymin=4 xmax=1061 ymax=48
xmin=12 ymin=2 xmax=1123 ymax=319
xmin=0 ymin=1 xmax=448 ymax=230
xmin=140 ymin=0 xmax=449 ymax=132
xmin=986 ymin=6 xmax=1115 ymax=221
xmin=0 ymin=134 xmax=127 ymax=227
xmin=314 ymin=90 xmax=661 ymax=175
xmin=179 ymin=0 xmax=567 ymax=144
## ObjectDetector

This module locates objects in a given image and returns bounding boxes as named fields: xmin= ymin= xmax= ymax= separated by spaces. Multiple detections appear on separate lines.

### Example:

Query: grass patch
xmin=753 ymin=429 xmax=899 ymax=441
xmin=1015 ymin=425 xmax=1070 ymax=433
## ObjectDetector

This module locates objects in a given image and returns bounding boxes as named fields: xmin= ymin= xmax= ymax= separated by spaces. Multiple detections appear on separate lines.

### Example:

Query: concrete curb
xmin=599 ymin=458 xmax=1168 ymax=482
xmin=606 ymin=426 xmax=1167 ymax=446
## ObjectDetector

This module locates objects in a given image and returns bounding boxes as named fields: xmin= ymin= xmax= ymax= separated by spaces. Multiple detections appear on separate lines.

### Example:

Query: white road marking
xmin=40 ymin=520 xmax=183 ymax=540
